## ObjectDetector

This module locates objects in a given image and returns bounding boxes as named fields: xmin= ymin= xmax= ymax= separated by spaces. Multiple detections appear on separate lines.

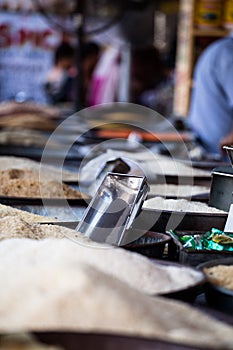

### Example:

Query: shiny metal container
xmin=209 ymin=146 xmax=233 ymax=212
xmin=76 ymin=172 xmax=149 ymax=245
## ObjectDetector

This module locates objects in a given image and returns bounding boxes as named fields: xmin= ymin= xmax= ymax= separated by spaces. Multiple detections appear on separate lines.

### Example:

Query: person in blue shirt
xmin=189 ymin=32 xmax=233 ymax=157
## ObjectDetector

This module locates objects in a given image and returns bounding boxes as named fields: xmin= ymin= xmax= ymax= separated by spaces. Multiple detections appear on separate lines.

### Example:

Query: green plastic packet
xmin=169 ymin=230 xmax=202 ymax=250
xmin=170 ymin=228 xmax=233 ymax=251
xmin=202 ymin=228 xmax=233 ymax=251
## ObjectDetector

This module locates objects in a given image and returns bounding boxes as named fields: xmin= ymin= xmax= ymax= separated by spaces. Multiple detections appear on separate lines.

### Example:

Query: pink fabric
xmin=88 ymin=46 xmax=120 ymax=106
xmin=89 ymin=77 xmax=105 ymax=106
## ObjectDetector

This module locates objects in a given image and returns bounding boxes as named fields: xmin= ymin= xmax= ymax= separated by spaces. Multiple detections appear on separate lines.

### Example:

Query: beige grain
xmin=0 ymin=169 xmax=82 ymax=198
xmin=204 ymin=265 xmax=233 ymax=290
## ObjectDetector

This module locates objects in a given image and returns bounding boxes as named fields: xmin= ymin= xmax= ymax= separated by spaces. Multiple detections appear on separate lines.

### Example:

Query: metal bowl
xmin=197 ymin=258 xmax=233 ymax=315
xmin=123 ymin=231 xmax=171 ymax=258
xmin=34 ymin=331 xmax=214 ymax=350
xmin=153 ymin=260 xmax=206 ymax=302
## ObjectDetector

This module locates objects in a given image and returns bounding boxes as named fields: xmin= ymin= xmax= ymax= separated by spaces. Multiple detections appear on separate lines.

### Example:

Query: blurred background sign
xmin=0 ymin=12 xmax=62 ymax=102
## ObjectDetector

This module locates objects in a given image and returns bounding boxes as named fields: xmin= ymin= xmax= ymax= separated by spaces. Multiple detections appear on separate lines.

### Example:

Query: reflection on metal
xmin=76 ymin=172 xmax=149 ymax=245
xmin=209 ymin=148 xmax=233 ymax=212
xmin=223 ymin=146 xmax=233 ymax=166
xmin=94 ymin=157 xmax=131 ymax=191
xmin=209 ymin=166 xmax=233 ymax=212
xmin=79 ymin=156 xmax=145 ymax=195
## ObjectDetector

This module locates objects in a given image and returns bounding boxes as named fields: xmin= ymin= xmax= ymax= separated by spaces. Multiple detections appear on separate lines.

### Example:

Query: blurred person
xmin=82 ymin=41 xmax=101 ymax=106
xmin=45 ymin=42 xmax=76 ymax=105
xmin=88 ymin=45 xmax=174 ymax=111
xmin=130 ymin=46 xmax=174 ymax=117
xmin=189 ymin=31 xmax=233 ymax=157
xmin=45 ymin=41 xmax=100 ymax=107
xmin=88 ymin=45 xmax=120 ymax=106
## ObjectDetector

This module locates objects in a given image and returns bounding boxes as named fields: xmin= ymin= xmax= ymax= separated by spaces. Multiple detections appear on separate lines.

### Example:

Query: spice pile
xmin=0 ymin=169 xmax=82 ymax=199
xmin=204 ymin=265 xmax=233 ymax=290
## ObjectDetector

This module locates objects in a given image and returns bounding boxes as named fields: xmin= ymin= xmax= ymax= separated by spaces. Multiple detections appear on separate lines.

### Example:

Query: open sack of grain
xmin=0 ymin=216 xmax=232 ymax=349
xmin=0 ymin=203 xmax=56 ymax=223
xmin=80 ymin=150 xmax=210 ymax=183
xmin=148 ymin=184 xmax=209 ymax=199
xmin=0 ymin=156 xmax=79 ymax=182
xmin=143 ymin=197 xmax=226 ymax=214
xmin=0 ymin=169 xmax=82 ymax=199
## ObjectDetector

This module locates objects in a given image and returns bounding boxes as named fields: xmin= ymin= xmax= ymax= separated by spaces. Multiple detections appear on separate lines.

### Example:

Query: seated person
xmin=45 ymin=42 xmax=76 ymax=105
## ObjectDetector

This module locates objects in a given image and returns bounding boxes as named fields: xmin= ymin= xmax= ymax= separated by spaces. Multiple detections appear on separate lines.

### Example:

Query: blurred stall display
xmin=37 ymin=0 xmax=76 ymax=15
xmin=0 ymin=0 xmax=75 ymax=14
xmin=223 ymin=0 xmax=233 ymax=29
xmin=174 ymin=0 xmax=230 ymax=117
xmin=0 ymin=0 xmax=180 ymax=111
xmin=195 ymin=0 xmax=223 ymax=29
xmin=0 ymin=101 xmax=61 ymax=118
xmin=130 ymin=45 xmax=174 ymax=116
xmin=0 ymin=113 xmax=57 ymax=131
xmin=0 ymin=11 xmax=64 ymax=103
xmin=0 ymin=0 xmax=34 ymax=12
xmin=0 ymin=129 xmax=59 ymax=148
xmin=0 ymin=156 xmax=79 ymax=181
xmin=0 ymin=102 xmax=62 ymax=134
xmin=154 ymin=1 xmax=179 ymax=66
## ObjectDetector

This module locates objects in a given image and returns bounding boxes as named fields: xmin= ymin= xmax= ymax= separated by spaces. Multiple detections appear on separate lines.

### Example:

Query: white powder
xmin=149 ymin=184 xmax=209 ymax=198
xmin=143 ymin=197 xmax=226 ymax=214
xmin=0 ymin=239 xmax=232 ymax=349
xmin=0 ymin=216 xmax=67 ymax=240
xmin=0 ymin=238 xmax=203 ymax=296
xmin=82 ymin=151 xmax=210 ymax=189
xmin=106 ymin=150 xmax=210 ymax=177
xmin=0 ymin=203 xmax=56 ymax=222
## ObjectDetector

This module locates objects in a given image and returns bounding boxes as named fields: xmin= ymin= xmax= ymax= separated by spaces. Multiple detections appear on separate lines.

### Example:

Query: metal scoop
xmin=76 ymin=172 xmax=149 ymax=245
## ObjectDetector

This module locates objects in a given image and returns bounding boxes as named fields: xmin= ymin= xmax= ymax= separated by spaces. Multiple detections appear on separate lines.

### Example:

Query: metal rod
xmin=118 ymin=44 xmax=131 ymax=102
xmin=74 ymin=0 xmax=85 ymax=111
